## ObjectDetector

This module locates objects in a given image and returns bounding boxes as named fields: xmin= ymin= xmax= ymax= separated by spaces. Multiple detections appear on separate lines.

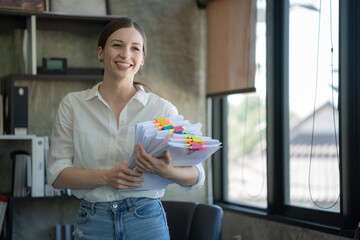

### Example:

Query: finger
xmin=137 ymin=143 xmax=151 ymax=158
xmin=121 ymin=174 xmax=145 ymax=183
xmin=124 ymin=168 xmax=144 ymax=177
xmin=134 ymin=145 xmax=145 ymax=163
xmin=135 ymin=144 xmax=153 ymax=167
xmin=115 ymin=181 xmax=143 ymax=189
xmin=162 ymin=150 xmax=171 ymax=160
xmin=135 ymin=160 xmax=149 ymax=173
xmin=118 ymin=161 xmax=143 ymax=177
xmin=116 ymin=173 xmax=145 ymax=187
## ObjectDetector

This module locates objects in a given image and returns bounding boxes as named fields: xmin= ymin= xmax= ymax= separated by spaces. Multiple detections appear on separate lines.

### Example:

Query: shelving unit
xmin=0 ymin=10 xmax=117 ymax=74
xmin=0 ymin=9 xmax=117 ymax=239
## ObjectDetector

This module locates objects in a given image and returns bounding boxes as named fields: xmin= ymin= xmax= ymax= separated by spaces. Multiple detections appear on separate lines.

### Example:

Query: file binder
xmin=0 ymin=196 xmax=8 ymax=235
xmin=32 ymin=137 xmax=44 ymax=197
xmin=125 ymin=115 xmax=222 ymax=190
xmin=11 ymin=151 xmax=31 ymax=197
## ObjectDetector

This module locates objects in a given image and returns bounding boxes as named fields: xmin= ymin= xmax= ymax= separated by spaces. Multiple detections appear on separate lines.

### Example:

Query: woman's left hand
xmin=134 ymin=143 xmax=173 ymax=179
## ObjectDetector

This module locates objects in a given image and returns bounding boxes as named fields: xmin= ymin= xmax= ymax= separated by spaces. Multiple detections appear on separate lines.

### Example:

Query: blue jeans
xmin=73 ymin=198 xmax=170 ymax=240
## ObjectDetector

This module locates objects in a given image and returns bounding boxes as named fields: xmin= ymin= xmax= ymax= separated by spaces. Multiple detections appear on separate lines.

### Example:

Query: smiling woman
xmin=98 ymin=27 xmax=144 ymax=92
xmin=46 ymin=17 xmax=205 ymax=240
xmin=97 ymin=18 xmax=147 ymax=93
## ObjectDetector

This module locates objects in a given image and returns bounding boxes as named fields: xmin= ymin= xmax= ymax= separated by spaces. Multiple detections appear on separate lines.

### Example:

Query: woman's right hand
xmin=105 ymin=161 xmax=144 ymax=189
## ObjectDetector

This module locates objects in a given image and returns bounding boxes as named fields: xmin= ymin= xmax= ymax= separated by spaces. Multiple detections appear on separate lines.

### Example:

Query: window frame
xmin=211 ymin=0 xmax=360 ymax=237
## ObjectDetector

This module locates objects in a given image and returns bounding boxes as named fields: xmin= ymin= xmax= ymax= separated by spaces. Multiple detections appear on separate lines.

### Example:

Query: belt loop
xmin=125 ymin=198 xmax=133 ymax=212
xmin=90 ymin=202 xmax=96 ymax=215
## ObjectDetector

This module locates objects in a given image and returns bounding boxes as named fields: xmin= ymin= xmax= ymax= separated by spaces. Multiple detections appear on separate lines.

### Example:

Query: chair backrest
xmin=189 ymin=203 xmax=223 ymax=240
xmin=162 ymin=201 xmax=223 ymax=240
xmin=162 ymin=201 xmax=198 ymax=240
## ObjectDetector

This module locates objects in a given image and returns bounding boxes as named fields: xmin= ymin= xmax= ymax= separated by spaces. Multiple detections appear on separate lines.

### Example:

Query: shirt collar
xmin=83 ymin=82 xmax=100 ymax=100
xmin=132 ymin=85 xmax=149 ymax=107
xmin=84 ymin=82 xmax=148 ymax=107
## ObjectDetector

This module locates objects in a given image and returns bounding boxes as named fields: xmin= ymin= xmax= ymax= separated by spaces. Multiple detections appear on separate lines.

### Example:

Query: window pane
xmin=225 ymin=0 xmax=267 ymax=208
xmin=287 ymin=0 xmax=340 ymax=211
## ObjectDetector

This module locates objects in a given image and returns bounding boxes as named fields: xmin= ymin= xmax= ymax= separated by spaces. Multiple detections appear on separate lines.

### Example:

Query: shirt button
xmin=112 ymin=203 xmax=118 ymax=209
xmin=113 ymin=135 xmax=116 ymax=140
xmin=110 ymin=157 xmax=114 ymax=161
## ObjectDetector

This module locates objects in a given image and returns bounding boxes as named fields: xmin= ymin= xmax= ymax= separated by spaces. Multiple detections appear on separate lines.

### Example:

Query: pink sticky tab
xmin=173 ymin=126 xmax=184 ymax=133
xmin=190 ymin=143 xmax=203 ymax=150
xmin=189 ymin=143 xmax=208 ymax=152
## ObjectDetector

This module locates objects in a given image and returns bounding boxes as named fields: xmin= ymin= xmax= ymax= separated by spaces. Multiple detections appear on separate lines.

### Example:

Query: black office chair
xmin=162 ymin=201 xmax=223 ymax=240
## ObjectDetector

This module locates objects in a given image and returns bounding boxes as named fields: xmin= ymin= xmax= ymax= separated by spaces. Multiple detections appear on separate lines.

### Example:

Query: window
xmin=225 ymin=0 xmax=267 ymax=208
xmin=287 ymin=0 xmax=340 ymax=211
xmin=212 ymin=0 xmax=360 ymax=236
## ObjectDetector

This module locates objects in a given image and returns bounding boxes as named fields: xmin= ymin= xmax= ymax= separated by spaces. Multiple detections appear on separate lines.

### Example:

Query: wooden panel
xmin=207 ymin=0 xmax=257 ymax=96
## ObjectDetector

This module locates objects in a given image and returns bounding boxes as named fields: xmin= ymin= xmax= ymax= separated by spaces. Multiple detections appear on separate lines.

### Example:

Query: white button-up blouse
xmin=47 ymin=82 xmax=205 ymax=203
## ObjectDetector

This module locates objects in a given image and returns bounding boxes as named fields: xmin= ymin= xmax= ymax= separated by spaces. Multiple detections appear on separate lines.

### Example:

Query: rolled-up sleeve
xmin=180 ymin=162 xmax=205 ymax=191
xmin=47 ymin=94 xmax=74 ymax=187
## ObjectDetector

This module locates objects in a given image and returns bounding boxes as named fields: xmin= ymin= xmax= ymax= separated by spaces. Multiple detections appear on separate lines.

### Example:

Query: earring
xmin=99 ymin=59 xmax=104 ymax=63
xmin=140 ymin=63 xmax=144 ymax=69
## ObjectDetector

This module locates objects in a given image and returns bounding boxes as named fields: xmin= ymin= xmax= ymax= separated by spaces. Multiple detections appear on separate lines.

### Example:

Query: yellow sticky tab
xmin=157 ymin=118 xmax=167 ymax=123
xmin=168 ymin=129 xmax=174 ymax=134
xmin=192 ymin=137 xmax=203 ymax=142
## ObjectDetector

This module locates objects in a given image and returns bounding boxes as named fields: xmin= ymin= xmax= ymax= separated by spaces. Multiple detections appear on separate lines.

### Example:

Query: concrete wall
xmin=222 ymin=210 xmax=350 ymax=240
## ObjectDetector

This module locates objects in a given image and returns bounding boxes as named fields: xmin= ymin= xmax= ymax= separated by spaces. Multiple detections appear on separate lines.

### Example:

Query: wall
xmin=222 ymin=210 xmax=350 ymax=240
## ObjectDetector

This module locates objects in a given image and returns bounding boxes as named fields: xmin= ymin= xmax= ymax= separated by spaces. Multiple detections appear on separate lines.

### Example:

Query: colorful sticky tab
xmin=162 ymin=125 xmax=174 ymax=130
xmin=189 ymin=143 xmax=208 ymax=151
xmin=174 ymin=126 xmax=184 ymax=133
xmin=156 ymin=117 xmax=168 ymax=123
xmin=192 ymin=136 xmax=203 ymax=143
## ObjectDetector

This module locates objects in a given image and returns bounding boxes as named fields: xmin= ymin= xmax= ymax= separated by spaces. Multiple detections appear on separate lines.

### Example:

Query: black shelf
xmin=0 ymin=10 xmax=118 ymax=32
xmin=2 ymin=72 xmax=103 ymax=82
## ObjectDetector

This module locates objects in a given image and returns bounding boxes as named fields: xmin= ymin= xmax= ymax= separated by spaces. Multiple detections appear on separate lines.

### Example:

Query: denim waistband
xmin=80 ymin=197 xmax=159 ymax=214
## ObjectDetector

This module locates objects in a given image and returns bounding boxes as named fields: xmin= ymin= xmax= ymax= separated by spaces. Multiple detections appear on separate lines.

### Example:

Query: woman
xmin=47 ymin=17 xmax=205 ymax=240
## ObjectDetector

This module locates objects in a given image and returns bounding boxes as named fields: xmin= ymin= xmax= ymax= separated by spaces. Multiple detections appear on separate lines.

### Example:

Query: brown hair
xmin=98 ymin=17 xmax=149 ymax=91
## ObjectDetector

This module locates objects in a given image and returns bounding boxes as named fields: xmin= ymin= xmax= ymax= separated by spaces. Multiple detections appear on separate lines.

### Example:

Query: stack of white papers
xmin=124 ymin=115 xmax=222 ymax=191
